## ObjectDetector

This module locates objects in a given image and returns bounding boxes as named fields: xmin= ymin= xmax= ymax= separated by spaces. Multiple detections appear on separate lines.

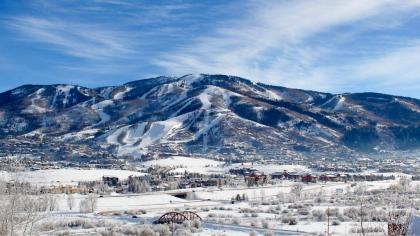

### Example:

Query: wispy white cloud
xmin=155 ymin=0 xmax=420 ymax=95
xmin=2 ymin=0 xmax=420 ymax=97
xmin=342 ymin=40 xmax=420 ymax=95
xmin=8 ymin=16 xmax=136 ymax=60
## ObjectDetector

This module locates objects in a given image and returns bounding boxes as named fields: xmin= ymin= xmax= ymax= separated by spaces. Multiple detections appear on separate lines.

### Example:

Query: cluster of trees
xmin=128 ymin=178 xmax=152 ymax=193
xmin=0 ymin=180 xmax=56 ymax=235
xmin=232 ymin=193 xmax=248 ymax=201
xmin=0 ymin=177 xmax=101 ymax=236
xmin=79 ymin=194 xmax=98 ymax=213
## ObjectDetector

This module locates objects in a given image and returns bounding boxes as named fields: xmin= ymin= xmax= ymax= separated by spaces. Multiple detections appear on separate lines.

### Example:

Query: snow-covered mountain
xmin=0 ymin=74 xmax=419 ymax=159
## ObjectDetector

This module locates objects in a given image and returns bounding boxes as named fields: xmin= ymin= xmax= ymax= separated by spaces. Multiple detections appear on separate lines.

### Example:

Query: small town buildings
xmin=301 ymin=174 xmax=317 ymax=183
xmin=245 ymin=172 xmax=267 ymax=186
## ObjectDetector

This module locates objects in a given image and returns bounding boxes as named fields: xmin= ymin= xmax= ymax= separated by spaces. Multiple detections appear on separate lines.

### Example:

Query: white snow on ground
xmin=280 ymin=221 xmax=372 ymax=236
xmin=91 ymin=100 xmax=114 ymax=125
xmin=306 ymin=95 xmax=314 ymax=102
xmin=109 ymin=108 xmax=226 ymax=156
xmin=137 ymin=114 xmax=187 ymax=148
xmin=62 ymin=128 xmax=99 ymax=140
xmin=0 ymin=169 xmax=146 ymax=186
xmin=76 ymin=87 xmax=91 ymax=97
xmin=99 ymin=86 xmax=116 ymax=99
xmin=198 ymin=86 xmax=233 ymax=110
xmin=106 ymin=113 xmax=191 ymax=156
xmin=194 ymin=114 xmax=226 ymax=152
xmin=192 ymin=180 xmax=399 ymax=201
xmin=206 ymin=86 xmax=232 ymax=108
xmin=22 ymin=88 xmax=50 ymax=114
xmin=106 ymin=123 xmax=147 ymax=146
xmin=113 ymin=86 xmax=133 ymax=100
xmin=96 ymin=194 xmax=189 ymax=212
xmin=0 ymin=171 xmax=10 ymax=182
xmin=170 ymin=85 xmax=236 ymax=117
xmin=227 ymin=163 xmax=311 ymax=174
xmin=333 ymin=96 xmax=345 ymax=111
xmin=181 ymin=74 xmax=203 ymax=85
xmin=143 ymin=156 xmax=224 ymax=174
xmin=53 ymin=85 xmax=74 ymax=106
xmin=395 ymin=98 xmax=420 ymax=113
xmin=156 ymin=83 xmax=176 ymax=97
xmin=15 ymin=174 xmax=413 ymax=236
xmin=198 ymin=90 xmax=212 ymax=109
xmin=264 ymin=88 xmax=283 ymax=101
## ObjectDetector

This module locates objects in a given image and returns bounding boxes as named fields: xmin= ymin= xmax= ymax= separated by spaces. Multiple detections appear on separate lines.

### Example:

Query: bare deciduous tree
xmin=290 ymin=183 xmax=303 ymax=199
xmin=0 ymin=177 xmax=46 ymax=236
xmin=80 ymin=194 xmax=98 ymax=213
xmin=67 ymin=194 xmax=75 ymax=211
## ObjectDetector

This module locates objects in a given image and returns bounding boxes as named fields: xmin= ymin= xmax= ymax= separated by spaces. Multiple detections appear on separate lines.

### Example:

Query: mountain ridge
xmin=0 ymin=74 xmax=419 ymax=160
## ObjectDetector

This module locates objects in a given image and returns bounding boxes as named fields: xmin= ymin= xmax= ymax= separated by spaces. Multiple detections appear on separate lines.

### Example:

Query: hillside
xmin=0 ymin=74 xmax=419 ymax=160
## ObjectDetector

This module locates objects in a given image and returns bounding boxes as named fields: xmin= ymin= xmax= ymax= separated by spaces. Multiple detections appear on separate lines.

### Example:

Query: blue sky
xmin=1 ymin=0 xmax=420 ymax=98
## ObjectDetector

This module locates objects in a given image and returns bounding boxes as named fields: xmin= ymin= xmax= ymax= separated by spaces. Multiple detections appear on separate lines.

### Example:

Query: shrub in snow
xmin=282 ymin=216 xmax=298 ymax=225
xmin=140 ymin=226 xmax=157 ymax=236
xmin=343 ymin=207 xmax=360 ymax=220
xmin=182 ymin=220 xmax=191 ymax=229
xmin=232 ymin=217 xmax=241 ymax=225
xmin=298 ymin=209 xmax=310 ymax=215
xmin=288 ymin=218 xmax=298 ymax=225
xmin=261 ymin=219 xmax=271 ymax=229
xmin=174 ymin=229 xmax=192 ymax=236
xmin=251 ymin=213 xmax=259 ymax=217
xmin=96 ymin=228 xmax=117 ymax=236
xmin=250 ymin=221 xmax=259 ymax=227
xmin=332 ymin=220 xmax=341 ymax=226
xmin=153 ymin=224 xmax=171 ymax=236
xmin=311 ymin=209 xmax=327 ymax=221
xmin=120 ymin=225 xmax=156 ymax=236
xmin=265 ymin=207 xmax=279 ymax=214
xmin=207 ymin=213 xmax=216 ymax=218
xmin=191 ymin=219 xmax=201 ymax=229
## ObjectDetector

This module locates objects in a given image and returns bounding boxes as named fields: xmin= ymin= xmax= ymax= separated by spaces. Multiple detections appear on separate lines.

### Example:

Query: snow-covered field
xmin=0 ymin=168 xmax=146 ymax=186
xmin=41 ymin=177 xmax=419 ymax=236
xmin=143 ymin=156 xmax=224 ymax=174
xmin=1 ymin=164 xmax=419 ymax=236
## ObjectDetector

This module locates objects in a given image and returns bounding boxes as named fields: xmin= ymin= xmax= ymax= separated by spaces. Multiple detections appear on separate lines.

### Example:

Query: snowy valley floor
xmin=26 ymin=179 xmax=420 ymax=235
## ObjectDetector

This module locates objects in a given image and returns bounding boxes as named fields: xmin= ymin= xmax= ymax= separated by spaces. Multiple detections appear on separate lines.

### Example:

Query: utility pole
xmin=327 ymin=207 xmax=330 ymax=236
xmin=360 ymin=200 xmax=365 ymax=236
